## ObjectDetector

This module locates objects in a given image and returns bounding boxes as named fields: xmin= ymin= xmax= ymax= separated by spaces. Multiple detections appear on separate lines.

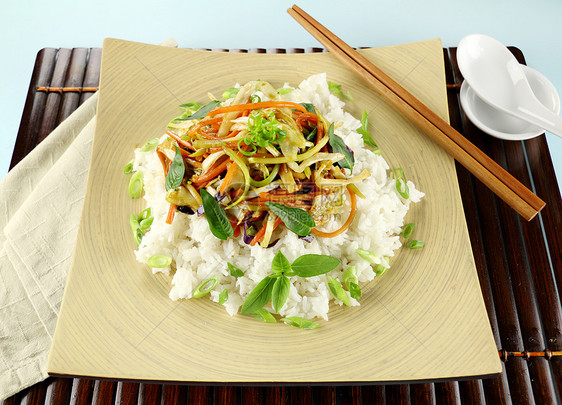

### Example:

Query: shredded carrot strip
xmin=311 ymin=187 xmax=357 ymax=238
xmin=192 ymin=158 xmax=229 ymax=188
xmin=166 ymin=130 xmax=196 ymax=151
xmin=219 ymin=160 xmax=238 ymax=195
xmin=187 ymin=116 xmax=223 ymax=139
xmin=250 ymin=217 xmax=283 ymax=246
xmin=157 ymin=150 xmax=169 ymax=175
xmin=166 ymin=203 xmax=177 ymax=224
xmin=209 ymin=101 xmax=308 ymax=116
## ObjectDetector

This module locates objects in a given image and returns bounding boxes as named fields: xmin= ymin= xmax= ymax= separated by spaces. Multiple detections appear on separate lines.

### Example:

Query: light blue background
xmin=2 ymin=0 xmax=561 ymax=194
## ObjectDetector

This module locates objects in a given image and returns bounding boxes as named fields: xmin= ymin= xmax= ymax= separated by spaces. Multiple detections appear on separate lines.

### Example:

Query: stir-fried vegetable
xmin=152 ymin=80 xmax=372 ymax=246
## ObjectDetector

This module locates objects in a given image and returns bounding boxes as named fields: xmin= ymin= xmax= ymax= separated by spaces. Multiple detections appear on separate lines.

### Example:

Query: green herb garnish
xmin=124 ymin=160 xmax=134 ymax=174
xmin=265 ymin=202 xmax=315 ymax=237
xmin=328 ymin=123 xmax=354 ymax=171
xmin=175 ymin=100 xmax=221 ymax=121
xmin=253 ymin=308 xmax=277 ymax=323
xmin=300 ymin=102 xmax=316 ymax=113
xmin=343 ymin=266 xmax=361 ymax=299
xmin=139 ymin=138 xmax=159 ymax=152
xmin=222 ymin=87 xmax=240 ymax=99
xmin=326 ymin=276 xmax=351 ymax=306
xmin=406 ymin=240 xmax=425 ymax=249
xmin=356 ymin=248 xmax=381 ymax=264
xmin=271 ymin=251 xmax=291 ymax=275
xmin=356 ymin=110 xmax=378 ymax=148
xmin=218 ymin=289 xmax=229 ymax=305
xmin=396 ymin=178 xmax=410 ymax=199
xmin=281 ymin=316 xmax=319 ymax=329
xmin=240 ymin=251 xmax=340 ymax=318
xmin=200 ymin=189 xmax=234 ymax=240
xmin=328 ymin=81 xmax=352 ymax=100
xmin=240 ymin=275 xmax=276 ymax=314
xmin=128 ymin=171 xmax=143 ymax=199
xmin=165 ymin=146 xmax=185 ymax=191
xmin=129 ymin=213 xmax=144 ymax=245
xmin=291 ymin=254 xmax=340 ymax=277
xmin=402 ymin=223 xmax=415 ymax=239
xmin=238 ymin=110 xmax=286 ymax=156
xmin=147 ymin=255 xmax=172 ymax=268
xmin=272 ymin=275 xmax=291 ymax=313
xmin=228 ymin=262 xmax=245 ymax=277
xmin=277 ymin=87 xmax=294 ymax=95
xmin=193 ymin=276 xmax=219 ymax=298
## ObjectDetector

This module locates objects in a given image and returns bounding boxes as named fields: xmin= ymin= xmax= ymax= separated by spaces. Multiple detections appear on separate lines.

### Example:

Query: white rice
xmin=133 ymin=73 xmax=423 ymax=321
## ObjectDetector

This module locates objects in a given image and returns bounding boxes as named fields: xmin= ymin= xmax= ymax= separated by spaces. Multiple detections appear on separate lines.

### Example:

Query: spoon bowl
xmin=460 ymin=64 xmax=560 ymax=140
xmin=457 ymin=34 xmax=562 ymax=137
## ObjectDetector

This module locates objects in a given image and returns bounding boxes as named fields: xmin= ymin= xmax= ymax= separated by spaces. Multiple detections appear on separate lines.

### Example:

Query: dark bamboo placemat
xmin=3 ymin=46 xmax=561 ymax=405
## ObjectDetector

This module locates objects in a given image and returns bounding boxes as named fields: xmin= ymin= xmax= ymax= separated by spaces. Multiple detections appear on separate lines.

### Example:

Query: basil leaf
xmin=240 ymin=275 xmax=275 ymax=314
xmin=299 ymin=103 xmax=316 ymax=113
xmin=165 ymin=146 xmax=185 ymax=191
xmin=271 ymin=251 xmax=291 ymax=275
xmin=200 ymin=189 xmax=233 ymax=240
xmin=328 ymin=123 xmax=354 ymax=171
xmin=176 ymin=100 xmax=221 ymax=121
xmin=218 ymin=289 xmax=229 ymax=305
xmin=272 ymin=275 xmax=290 ymax=313
xmin=280 ymin=316 xmax=319 ymax=330
xmin=305 ymin=126 xmax=318 ymax=143
xmin=291 ymin=254 xmax=340 ymax=277
xmin=227 ymin=262 xmax=245 ymax=277
xmin=265 ymin=202 xmax=315 ymax=237
xmin=326 ymin=276 xmax=351 ymax=306
xmin=252 ymin=308 xmax=277 ymax=323
xmin=356 ymin=110 xmax=378 ymax=148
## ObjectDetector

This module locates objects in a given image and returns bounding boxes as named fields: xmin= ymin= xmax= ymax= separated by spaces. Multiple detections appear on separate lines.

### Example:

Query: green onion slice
xmin=124 ymin=160 xmax=134 ymax=174
xmin=193 ymin=276 xmax=219 ymax=298
xmin=406 ymin=240 xmax=425 ymax=249
xmin=396 ymin=178 xmax=410 ymax=199
xmin=253 ymin=308 xmax=277 ymax=323
xmin=128 ymin=171 xmax=143 ymax=199
xmin=280 ymin=316 xmax=319 ymax=329
xmin=147 ymin=255 xmax=172 ymax=268
xmin=402 ymin=223 xmax=415 ymax=238
xmin=139 ymin=138 xmax=159 ymax=152
xmin=218 ymin=289 xmax=229 ymax=305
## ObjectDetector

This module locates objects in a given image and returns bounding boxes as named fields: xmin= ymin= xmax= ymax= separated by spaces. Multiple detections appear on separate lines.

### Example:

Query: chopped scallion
xmin=406 ymin=240 xmax=425 ymax=249
xmin=193 ymin=276 xmax=219 ymax=298
xmin=124 ymin=160 xmax=134 ymax=174
xmin=128 ymin=171 xmax=143 ymax=199
xmin=147 ymin=255 xmax=172 ymax=268
xmin=139 ymin=138 xmax=159 ymax=152
xmin=218 ymin=289 xmax=229 ymax=305
xmin=402 ymin=223 xmax=415 ymax=238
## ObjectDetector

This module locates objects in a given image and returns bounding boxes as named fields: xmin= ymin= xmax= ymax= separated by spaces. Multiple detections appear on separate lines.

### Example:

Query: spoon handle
xmin=517 ymin=100 xmax=562 ymax=138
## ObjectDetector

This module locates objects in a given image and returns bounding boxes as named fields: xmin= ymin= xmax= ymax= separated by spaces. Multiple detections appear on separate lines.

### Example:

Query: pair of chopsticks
xmin=288 ymin=5 xmax=545 ymax=221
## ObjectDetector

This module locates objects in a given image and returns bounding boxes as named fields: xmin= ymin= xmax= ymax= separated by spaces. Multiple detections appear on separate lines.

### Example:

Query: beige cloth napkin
xmin=0 ymin=38 xmax=177 ymax=400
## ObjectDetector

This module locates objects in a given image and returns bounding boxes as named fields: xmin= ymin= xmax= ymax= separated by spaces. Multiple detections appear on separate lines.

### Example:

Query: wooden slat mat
xmin=3 ymin=46 xmax=561 ymax=405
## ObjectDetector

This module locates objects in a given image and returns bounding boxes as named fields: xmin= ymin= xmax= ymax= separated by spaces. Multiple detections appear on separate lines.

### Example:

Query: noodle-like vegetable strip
xmin=311 ymin=187 xmax=357 ymax=238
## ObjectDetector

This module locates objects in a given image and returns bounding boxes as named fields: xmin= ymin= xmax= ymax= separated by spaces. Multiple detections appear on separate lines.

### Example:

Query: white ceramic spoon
xmin=457 ymin=34 xmax=562 ymax=138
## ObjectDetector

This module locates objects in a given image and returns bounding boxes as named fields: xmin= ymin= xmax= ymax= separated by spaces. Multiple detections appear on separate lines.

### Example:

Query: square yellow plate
xmin=48 ymin=38 xmax=501 ymax=383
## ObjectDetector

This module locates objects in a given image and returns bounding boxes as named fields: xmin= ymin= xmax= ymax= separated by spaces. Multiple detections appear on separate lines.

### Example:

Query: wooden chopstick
xmin=288 ymin=5 xmax=546 ymax=221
